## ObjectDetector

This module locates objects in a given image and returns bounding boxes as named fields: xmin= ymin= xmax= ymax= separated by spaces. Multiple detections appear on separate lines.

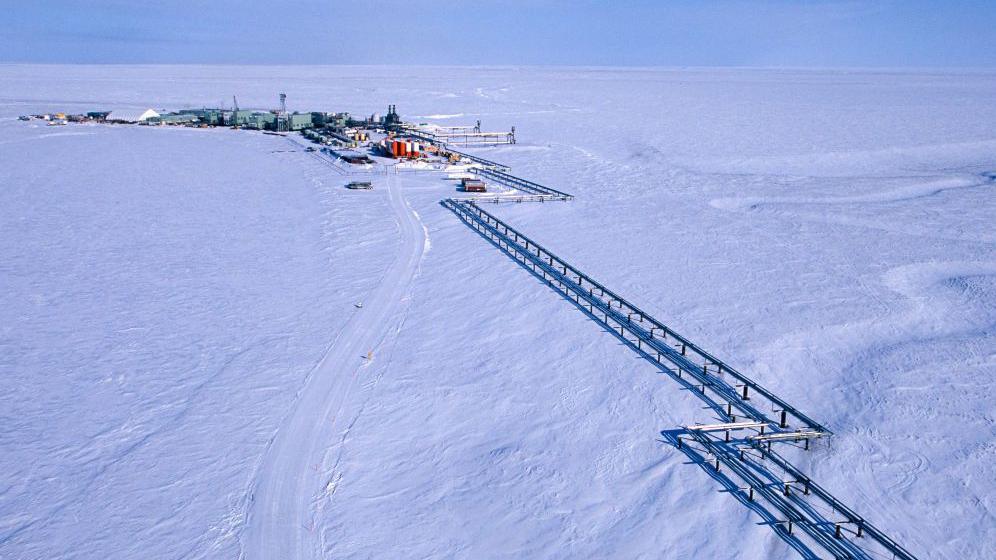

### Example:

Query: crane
xmin=232 ymin=95 xmax=240 ymax=128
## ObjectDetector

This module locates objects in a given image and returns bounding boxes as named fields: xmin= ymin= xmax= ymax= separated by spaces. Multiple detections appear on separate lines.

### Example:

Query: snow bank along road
xmin=442 ymin=164 xmax=932 ymax=559
xmin=242 ymin=172 xmax=426 ymax=559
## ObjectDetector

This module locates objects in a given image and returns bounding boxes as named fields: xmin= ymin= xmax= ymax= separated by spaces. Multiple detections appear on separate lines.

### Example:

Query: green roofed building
xmin=288 ymin=113 xmax=314 ymax=131
xmin=158 ymin=113 xmax=200 ymax=125
xmin=229 ymin=110 xmax=253 ymax=126
xmin=248 ymin=112 xmax=277 ymax=130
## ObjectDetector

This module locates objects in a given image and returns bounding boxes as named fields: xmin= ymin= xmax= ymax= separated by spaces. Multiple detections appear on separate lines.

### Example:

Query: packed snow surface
xmin=0 ymin=65 xmax=994 ymax=559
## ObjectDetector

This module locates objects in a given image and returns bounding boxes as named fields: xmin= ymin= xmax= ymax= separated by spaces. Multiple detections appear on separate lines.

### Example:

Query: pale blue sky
xmin=2 ymin=1 xmax=995 ymax=67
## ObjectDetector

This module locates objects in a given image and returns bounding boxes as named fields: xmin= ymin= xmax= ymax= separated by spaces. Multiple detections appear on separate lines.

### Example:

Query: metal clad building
xmin=229 ymin=110 xmax=253 ymax=126
xmin=248 ymin=112 xmax=277 ymax=130
xmin=289 ymin=113 xmax=314 ymax=131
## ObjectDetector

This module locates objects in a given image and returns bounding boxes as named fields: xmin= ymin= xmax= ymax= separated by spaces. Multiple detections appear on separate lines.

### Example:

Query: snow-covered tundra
xmin=0 ymin=65 xmax=993 ymax=559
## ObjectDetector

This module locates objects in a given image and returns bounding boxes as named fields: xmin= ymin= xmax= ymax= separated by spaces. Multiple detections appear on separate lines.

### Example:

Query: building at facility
xmin=155 ymin=113 xmax=200 ymax=125
xmin=461 ymin=178 xmax=487 ymax=192
xmin=248 ymin=112 xmax=277 ymax=130
xmin=105 ymin=108 xmax=160 ymax=123
xmin=288 ymin=113 xmax=314 ymax=131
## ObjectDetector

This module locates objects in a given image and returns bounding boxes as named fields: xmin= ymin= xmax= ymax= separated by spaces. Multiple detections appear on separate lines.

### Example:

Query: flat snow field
xmin=1 ymin=65 xmax=994 ymax=559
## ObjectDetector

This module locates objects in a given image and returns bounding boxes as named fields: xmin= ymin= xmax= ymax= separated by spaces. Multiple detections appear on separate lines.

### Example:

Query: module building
xmin=288 ymin=113 xmax=314 ymax=131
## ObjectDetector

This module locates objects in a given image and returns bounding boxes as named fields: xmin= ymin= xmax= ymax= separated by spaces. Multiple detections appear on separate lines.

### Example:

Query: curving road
xmin=243 ymin=172 xmax=425 ymax=559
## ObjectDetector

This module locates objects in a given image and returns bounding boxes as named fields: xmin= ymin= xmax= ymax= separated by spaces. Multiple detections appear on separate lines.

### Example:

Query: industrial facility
xmin=21 ymin=95 xmax=532 ymax=195
xmin=22 ymin=95 xmax=517 ymax=141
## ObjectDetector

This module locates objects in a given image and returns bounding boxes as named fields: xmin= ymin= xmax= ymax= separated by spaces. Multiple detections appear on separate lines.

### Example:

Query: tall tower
xmin=384 ymin=104 xmax=402 ymax=131
xmin=276 ymin=93 xmax=289 ymax=132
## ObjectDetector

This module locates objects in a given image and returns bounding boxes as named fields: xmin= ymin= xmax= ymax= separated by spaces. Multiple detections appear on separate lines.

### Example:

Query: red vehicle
xmin=461 ymin=178 xmax=487 ymax=192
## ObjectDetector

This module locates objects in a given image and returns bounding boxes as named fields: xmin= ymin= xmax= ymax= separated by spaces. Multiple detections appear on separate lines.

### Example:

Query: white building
xmin=105 ymin=108 xmax=160 ymax=123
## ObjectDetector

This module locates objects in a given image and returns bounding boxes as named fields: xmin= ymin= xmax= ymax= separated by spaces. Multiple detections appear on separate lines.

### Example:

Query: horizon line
xmin=3 ymin=62 xmax=996 ymax=73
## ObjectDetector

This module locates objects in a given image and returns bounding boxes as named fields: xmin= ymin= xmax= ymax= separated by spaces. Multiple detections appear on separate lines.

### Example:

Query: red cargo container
xmin=384 ymin=138 xmax=421 ymax=159
xmin=461 ymin=178 xmax=487 ymax=192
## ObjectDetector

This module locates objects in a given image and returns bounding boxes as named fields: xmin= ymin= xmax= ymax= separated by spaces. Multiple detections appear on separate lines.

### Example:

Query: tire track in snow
xmin=241 ymin=172 xmax=427 ymax=560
